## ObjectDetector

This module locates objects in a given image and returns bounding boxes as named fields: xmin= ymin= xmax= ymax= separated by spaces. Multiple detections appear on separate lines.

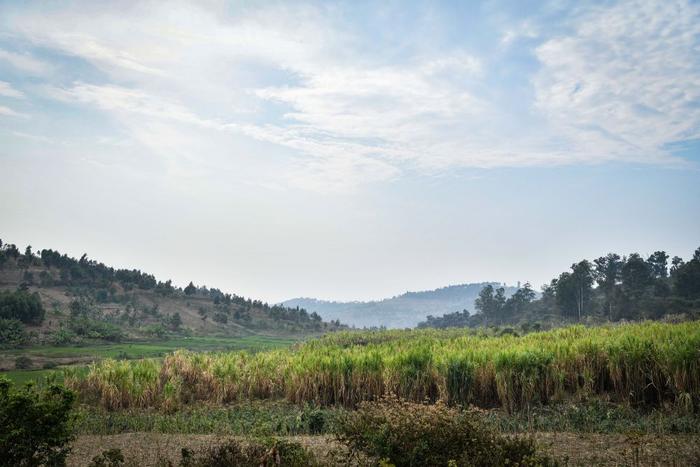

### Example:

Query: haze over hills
xmin=282 ymin=282 xmax=520 ymax=328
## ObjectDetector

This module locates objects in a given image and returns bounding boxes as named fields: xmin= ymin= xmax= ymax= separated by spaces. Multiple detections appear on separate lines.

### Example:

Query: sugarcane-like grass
xmin=66 ymin=321 xmax=700 ymax=412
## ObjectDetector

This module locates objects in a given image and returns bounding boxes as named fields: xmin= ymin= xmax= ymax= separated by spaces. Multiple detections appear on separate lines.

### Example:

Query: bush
xmin=89 ymin=448 xmax=125 ymax=467
xmin=0 ymin=377 xmax=75 ymax=466
xmin=68 ymin=317 xmax=123 ymax=342
xmin=0 ymin=318 xmax=29 ymax=347
xmin=15 ymin=355 xmax=33 ymax=370
xmin=0 ymin=289 xmax=45 ymax=324
xmin=180 ymin=438 xmax=318 ymax=467
xmin=51 ymin=327 xmax=79 ymax=345
xmin=336 ymin=396 xmax=556 ymax=467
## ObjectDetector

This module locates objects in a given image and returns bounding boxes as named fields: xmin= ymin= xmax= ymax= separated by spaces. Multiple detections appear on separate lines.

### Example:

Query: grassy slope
xmin=1 ymin=335 xmax=298 ymax=384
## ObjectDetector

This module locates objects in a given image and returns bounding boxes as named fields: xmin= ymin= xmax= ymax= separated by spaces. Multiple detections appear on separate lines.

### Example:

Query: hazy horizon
xmin=2 ymin=0 xmax=699 ymax=304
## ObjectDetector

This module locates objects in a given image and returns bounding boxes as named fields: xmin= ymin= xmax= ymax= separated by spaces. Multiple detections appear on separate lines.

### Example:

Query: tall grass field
xmin=67 ymin=321 xmax=700 ymax=412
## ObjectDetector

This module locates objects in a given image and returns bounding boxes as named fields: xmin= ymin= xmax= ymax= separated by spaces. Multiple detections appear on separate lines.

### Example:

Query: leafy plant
xmin=0 ymin=377 xmax=75 ymax=466
xmin=336 ymin=395 xmax=556 ymax=467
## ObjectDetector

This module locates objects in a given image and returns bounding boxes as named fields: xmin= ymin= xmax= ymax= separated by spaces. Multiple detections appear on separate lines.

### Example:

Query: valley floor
xmin=68 ymin=432 xmax=700 ymax=467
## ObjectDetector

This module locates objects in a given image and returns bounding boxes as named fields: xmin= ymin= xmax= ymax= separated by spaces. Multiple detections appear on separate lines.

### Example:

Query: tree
xmin=170 ymin=312 xmax=182 ymax=330
xmin=647 ymin=251 xmax=669 ymax=278
xmin=620 ymin=253 xmax=653 ymax=302
xmin=673 ymin=247 xmax=700 ymax=299
xmin=555 ymin=261 xmax=593 ymax=320
xmin=475 ymin=285 xmax=509 ymax=325
xmin=0 ymin=377 xmax=75 ymax=466
xmin=184 ymin=281 xmax=197 ymax=296
xmin=593 ymin=253 xmax=622 ymax=318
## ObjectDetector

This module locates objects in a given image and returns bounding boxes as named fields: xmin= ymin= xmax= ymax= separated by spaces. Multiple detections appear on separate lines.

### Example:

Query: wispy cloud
xmin=1 ymin=0 xmax=698 ymax=191
xmin=0 ymin=105 xmax=28 ymax=118
xmin=0 ymin=81 xmax=24 ymax=98
xmin=0 ymin=48 xmax=49 ymax=75
xmin=533 ymin=0 xmax=700 ymax=165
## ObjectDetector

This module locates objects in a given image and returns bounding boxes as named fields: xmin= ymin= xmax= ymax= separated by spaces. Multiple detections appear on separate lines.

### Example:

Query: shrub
xmin=180 ymin=438 xmax=318 ymax=467
xmin=0 ymin=377 xmax=75 ymax=466
xmin=336 ymin=396 xmax=556 ymax=467
xmin=43 ymin=361 xmax=59 ymax=370
xmin=0 ymin=289 xmax=45 ymax=324
xmin=15 ymin=355 xmax=33 ymax=369
xmin=0 ymin=318 xmax=29 ymax=347
xmin=51 ymin=327 xmax=79 ymax=345
xmin=89 ymin=448 xmax=125 ymax=467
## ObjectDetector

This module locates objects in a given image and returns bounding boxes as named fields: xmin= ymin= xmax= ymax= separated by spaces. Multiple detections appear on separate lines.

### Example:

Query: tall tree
xmin=647 ymin=251 xmax=669 ymax=278
xmin=593 ymin=253 xmax=622 ymax=318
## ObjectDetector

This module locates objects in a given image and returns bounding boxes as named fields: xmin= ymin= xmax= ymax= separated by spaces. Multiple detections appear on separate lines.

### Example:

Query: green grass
xmin=4 ymin=335 xmax=297 ymax=359
xmin=0 ymin=335 xmax=297 ymax=385
xmin=67 ymin=321 xmax=700 ymax=411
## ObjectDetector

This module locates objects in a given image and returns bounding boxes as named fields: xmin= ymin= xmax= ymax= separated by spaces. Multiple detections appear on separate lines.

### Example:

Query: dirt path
xmin=68 ymin=432 xmax=700 ymax=466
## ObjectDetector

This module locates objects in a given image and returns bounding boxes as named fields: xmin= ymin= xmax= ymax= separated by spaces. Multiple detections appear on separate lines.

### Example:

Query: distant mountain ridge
xmin=282 ymin=282 xmax=519 ymax=328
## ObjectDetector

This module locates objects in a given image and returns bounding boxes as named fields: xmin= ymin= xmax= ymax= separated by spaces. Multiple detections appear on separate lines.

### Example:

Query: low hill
xmin=0 ymin=239 xmax=343 ymax=348
xmin=282 ymin=283 xmax=519 ymax=328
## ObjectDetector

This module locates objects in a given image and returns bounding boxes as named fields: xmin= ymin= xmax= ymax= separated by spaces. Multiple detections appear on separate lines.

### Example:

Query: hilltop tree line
xmin=419 ymin=247 xmax=700 ymax=329
xmin=0 ymin=239 xmax=333 ymax=337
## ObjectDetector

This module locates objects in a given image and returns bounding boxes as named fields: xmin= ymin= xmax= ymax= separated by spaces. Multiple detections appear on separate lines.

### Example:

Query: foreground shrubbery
xmin=68 ymin=321 xmax=700 ymax=412
xmin=337 ymin=396 xmax=556 ymax=466
xmin=0 ymin=377 xmax=75 ymax=466
xmin=180 ymin=438 xmax=318 ymax=467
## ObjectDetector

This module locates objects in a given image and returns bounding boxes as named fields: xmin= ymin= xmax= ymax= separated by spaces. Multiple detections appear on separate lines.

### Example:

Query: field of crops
xmin=67 ymin=321 xmax=700 ymax=412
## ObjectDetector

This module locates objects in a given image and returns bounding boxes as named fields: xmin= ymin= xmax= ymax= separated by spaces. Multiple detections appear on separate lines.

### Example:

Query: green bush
xmin=15 ymin=355 xmax=33 ymax=369
xmin=0 ymin=289 xmax=45 ymax=324
xmin=180 ymin=438 xmax=318 ymax=467
xmin=0 ymin=318 xmax=29 ymax=347
xmin=0 ymin=377 xmax=75 ymax=466
xmin=336 ymin=395 xmax=556 ymax=467
xmin=50 ymin=327 xmax=79 ymax=345
xmin=89 ymin=448 xmax=125 ymax=467
xmin=68 ymin=317 xmax=123 ymax=342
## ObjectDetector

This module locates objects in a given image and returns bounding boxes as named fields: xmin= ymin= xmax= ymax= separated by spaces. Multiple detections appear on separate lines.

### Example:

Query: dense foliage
xmin=0 ymin=377 xmax=75 ymax=466
xmin=67 ymin=321 xmax=700 ymax=412
xmin=0 ymin=318 xmax=29 ymax=347
xmin=0 ymin=289 xmax=45 ymax=325
xmin=420 ymin=247 xmax=700 ymax=328
xmin=337 ymin=396 xmax=555 ymax=466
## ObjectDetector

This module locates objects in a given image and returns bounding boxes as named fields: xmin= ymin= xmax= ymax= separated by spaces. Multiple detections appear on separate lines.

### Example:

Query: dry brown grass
xmin=67 ymin=432 xmax=700 ymax=467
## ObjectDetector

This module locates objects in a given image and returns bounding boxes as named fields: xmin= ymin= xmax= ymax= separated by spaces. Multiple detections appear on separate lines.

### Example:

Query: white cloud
xmin=0 ymin=81 xmax=24 ymax=98
xmin=0 ymin=105 xmax=28 ymax=118
xmin=533 ymin=0 xmax=700 ymax=164
xmin=0 ymin=48 xmax=49 ymax=75
xmin=2 ymin=0 xmax=698 ymax=191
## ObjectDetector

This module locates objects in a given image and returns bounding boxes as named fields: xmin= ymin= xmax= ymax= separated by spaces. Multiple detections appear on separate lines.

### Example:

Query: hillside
xmin=282 ymin=282 xmax=519 ymax=328
xmin=0 ymin=239 xmax=343 ymax=349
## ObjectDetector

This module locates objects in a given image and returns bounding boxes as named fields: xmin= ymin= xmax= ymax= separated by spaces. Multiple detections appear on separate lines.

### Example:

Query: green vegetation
xmin=338 ymin=396 xmax=555 ymax=466
xmin=0 ymin=239 xmax=342 ymax=348
xmin=420 ymin=246 xmax=700 ymax=329
xmin=0 ymin=377 xmax=75 ymax=466
xmin=68 ymin=321 xmax=699 ymax=412
xmin=180 ymin=438 xmax=318 ymax=467
xmin=0 ymin=318 xmax=29 ymax=347
xmin=72 ymin=401 xmax=340 ymax=436
xmin=0 ymin=289 xmax=45 ymax=325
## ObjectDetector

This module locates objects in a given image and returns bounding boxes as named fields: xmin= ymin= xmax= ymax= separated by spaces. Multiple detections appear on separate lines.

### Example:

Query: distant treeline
xmin=419 ymin=247 xmax=700 ymax=329
xmin=0 ymin=239 xmax=329 ymax=329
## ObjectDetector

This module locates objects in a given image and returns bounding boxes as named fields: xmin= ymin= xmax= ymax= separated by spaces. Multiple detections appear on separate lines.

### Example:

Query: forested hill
xmin=282 ymin=282 xmax=519 ymax=328
xmin=418 ymin=247 xmax=700 ymax=330
xmin=0 ymin=239 xmax=343 ymax=348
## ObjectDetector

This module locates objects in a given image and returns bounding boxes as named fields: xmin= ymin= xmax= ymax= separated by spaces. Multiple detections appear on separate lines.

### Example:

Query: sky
xmin=0 ymin=0 xmax=699 ymax=303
